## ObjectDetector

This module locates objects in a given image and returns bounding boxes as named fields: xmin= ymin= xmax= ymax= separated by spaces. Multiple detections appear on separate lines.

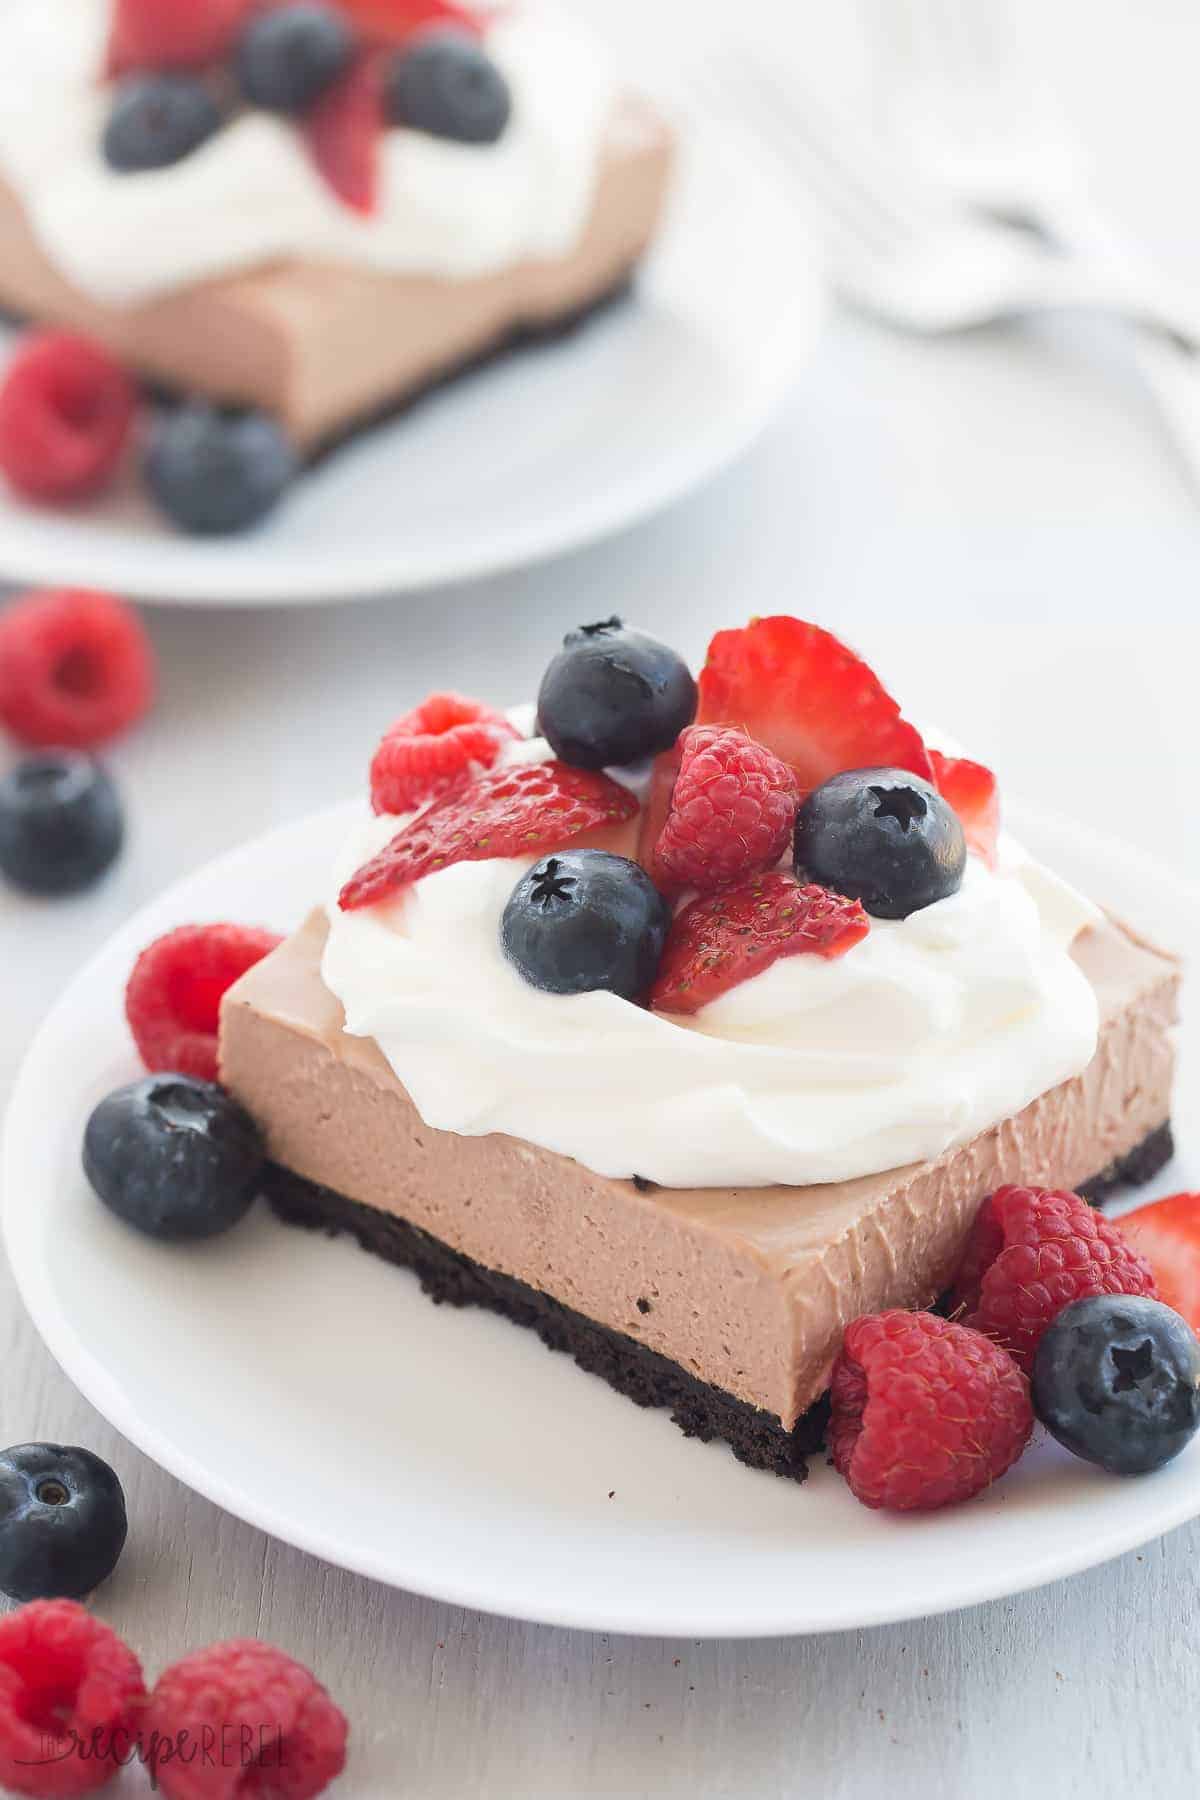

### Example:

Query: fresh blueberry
xmin=83 ymin=1074 xmax=265 ymax=1242
xmin=144 ymin=404 xmax=298 ymax=536
xmin=0 ymin=1444 xmax=127 ymax=1602
xmin=236 ymin=2 xmax=355 ymax=114
xmin=501 ymin=849 xmax=671 ymax=1000
xmin=793 ymin=766 xmax=966 ymax=920
xmin=537 ymin=619 xmax=697 ymax=771
xmin=384 ymin=29 xmax=511 ymax=144
xmin=1032 ymin=1294 xmax=1200 ymax=1476
xmin=103 ymin=75 xmax=223 ymax=173
xmin=0 ymin=754 xmax=123 ymax=897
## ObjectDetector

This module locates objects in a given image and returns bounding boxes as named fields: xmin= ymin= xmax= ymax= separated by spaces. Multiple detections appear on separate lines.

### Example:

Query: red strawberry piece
xmin=635 ymin=742 xmax=682 ymax=875
xmin=830 ymin=1311 xmax=1033 ymax=1512
xmin=1116 ymin=1192 xmax=1200 ymax=1333
xmin=305 ymin=54 xmax=384 ymax=214
xmin=369 ymin=692 xmax=519 ymax=815
xmin=649 ymin=871 xmax=869 ymax=1015
xmin=0 ymin=1600 xmax=145 ymax=1798
xmin=339 ymin=759 xmax=639 ymax=910
xmin=951 ymin=1185 xmax=1158 ymax=1373
xmin=106 ymin=0 xmax=255 ymax=76
xmin=0 ymin=589 xmax=155 ymax=750
xmin=126 ymin=923 xmax=283 ymax=1082
xmin=339 ymin=0 xmax=483 ymax=45
xmin=141 ymin=1639 xmax=346 ymax=1800
xmin=931 ymin=748 xmax=999 ymax=868
xmin=0 ymin=333 xmax=138 ymax=505
xmin=649 ymin=724 xmax=799 ymax=896
xmin=696 ymin=616 xmax=934 ymax=793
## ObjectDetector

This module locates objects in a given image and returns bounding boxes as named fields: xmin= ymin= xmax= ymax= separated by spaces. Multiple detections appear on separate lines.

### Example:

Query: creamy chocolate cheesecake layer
xmin=0 ymin=98 xmax=673 ymax=451
xmin=219 ymin=909 xmax=1179 ymax=1431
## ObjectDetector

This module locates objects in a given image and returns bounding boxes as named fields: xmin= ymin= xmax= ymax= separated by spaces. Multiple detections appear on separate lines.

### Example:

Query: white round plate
xmin=0 ymin=127 xmax=821 ymax=606
xmin=3 ymin=802 xmax=1196 ymax=1637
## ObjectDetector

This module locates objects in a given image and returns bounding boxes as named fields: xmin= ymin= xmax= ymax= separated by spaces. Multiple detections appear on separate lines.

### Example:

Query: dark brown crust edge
xmin=261 ymin=1120 xmax=1174 ymax=1487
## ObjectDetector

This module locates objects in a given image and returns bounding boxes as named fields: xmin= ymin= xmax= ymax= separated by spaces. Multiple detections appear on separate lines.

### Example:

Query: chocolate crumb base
xmin=1078 ymin=1121 xmax=1175 ymax=1205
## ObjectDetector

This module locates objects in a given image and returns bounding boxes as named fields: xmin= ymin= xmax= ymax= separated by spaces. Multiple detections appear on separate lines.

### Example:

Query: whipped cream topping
xmin=0 ymin=0 xmax=620 ymax=306
xmin=320 ymin=726 xmax=1102 ymax=1190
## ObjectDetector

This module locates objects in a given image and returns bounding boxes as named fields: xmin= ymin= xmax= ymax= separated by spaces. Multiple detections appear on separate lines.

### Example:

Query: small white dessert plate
xmin=0 ymin=126 xmax=822 ymax=607
xmin=3 ymin=802 xmax=1196 ymax=1638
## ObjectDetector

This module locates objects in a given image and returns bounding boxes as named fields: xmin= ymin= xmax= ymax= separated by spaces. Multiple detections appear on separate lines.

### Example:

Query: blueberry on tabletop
xmin=236 ymin=2 xmax=356 ymax=114
xmin=1032 ymin=1294 xmax=1200 ymax=1476
xmin=103 ymin=75 xmax=223 ymax=173
xmin=384 ymin=29 xmax=512 ymax=144
xmin=501 ymin=849 xmax=671 ymax=1000
xmin=143 ymin=404 xmax=298 ymax=536
xmin=0 ymin=753 xmax=123 ymax=896
xmin=0 ymin=1444 xmax=127 ymax=1602
xmin=537 ymin=619 xmax=697 ymax=771
xmin=83 ymin=1074 xmax=265 ymax=1242
xmin=793 ymin=766 xmax=966 ymax=920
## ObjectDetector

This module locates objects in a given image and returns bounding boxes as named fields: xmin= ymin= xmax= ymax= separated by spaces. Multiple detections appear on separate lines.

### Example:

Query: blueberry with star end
xmin=104 ymin=74 xmax=223 ymax=173
xmin=236 ymin=3 xmax=355 ymax=114
xmin=536 ymin=619 xmax=697 ymax=771
xmin=385 ymin=29 xmax=511 ymax=144
xmin=83 ymin=1074 xmax=266 ymax=1242
xmin=0 ymin=754 xmax=123 ymax=897
xmin=1032 ymin=1294 xmax=1200 ymax=1476
xmin=794 ymin=766 xmax=966 ymax=920
xmin=144 ymin=403 xmax=298 ymax=536
xmin=502 ymin=849 xmax=671 ymax=1000
xmin=0 ymin=1444 xmax=127 ymax=1602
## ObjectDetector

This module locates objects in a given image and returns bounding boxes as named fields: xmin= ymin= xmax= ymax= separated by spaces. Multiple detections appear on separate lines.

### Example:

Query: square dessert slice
xmin=219 ymin=907 xmax=1179 ymax=1480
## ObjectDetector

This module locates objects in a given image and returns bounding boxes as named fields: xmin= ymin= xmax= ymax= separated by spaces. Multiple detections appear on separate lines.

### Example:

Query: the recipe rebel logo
xmin=19 ymin=1722 xmax=291 ymax=1788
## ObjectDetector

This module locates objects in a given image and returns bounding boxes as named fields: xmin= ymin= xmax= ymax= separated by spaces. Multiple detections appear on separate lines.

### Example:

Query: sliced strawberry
xmin=696 ymin=617 xmax=934 ymax=794
xmin=106 ymin=0 xmax=255 ymax=76
xmin=649 ymin=872 xmax=869 ymax=1015
xmin=339 ymin=0 xmax=483 ymax=44
xmin=1115 ymin=1193 xmax=1200 ymax=1334
xmin=636 ymin=743 xmax=683 ymax=875
xmin=339 ymin=759 xmax=639 ymax=910
xmin=305 ymin=54 xmax=384 ymax=215
xmin=931 ymin=749 xmax=999 ymax=868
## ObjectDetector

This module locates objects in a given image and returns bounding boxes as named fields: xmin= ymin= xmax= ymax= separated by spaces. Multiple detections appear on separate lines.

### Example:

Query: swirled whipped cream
xmin=320 ymin=724 xmax=1102 ymax=1190
xmin=0 ymin=0 xmax=619 ymax=306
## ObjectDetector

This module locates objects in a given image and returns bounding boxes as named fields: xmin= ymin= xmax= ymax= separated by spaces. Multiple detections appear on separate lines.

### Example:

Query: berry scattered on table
xmin=369 ymin=692 xmax=519 ymax=815
xmin=649 ymin=724 xmax=798 ymax=896
xmin=649 ymin=872 xmax=869 ymax=1016
xmin=0 ymin=1446 xmax=127 ymax=1605
xmin=0 ymin=756 xmax=124 ymax=898
xmin=1032 ymin=1294 xmax=1200 ymax=1476
xmin=0 ymin=589 xmax=155 ymax=751
xmin=830 ymin=1310 xmax=1033 ymax=1511
xmin=125 ymin=922 xmax=283 ymax=1081
xmin=103 ymin=74 xmax=224 ymax=173
xmin=84 ymin=1074 xmax=266 ymax=1243
xmin=0 ymin=335 xmax=138 ymax=506
xmin=236 ymin=2 xmax=356 ymax=113
xmin=1113 ymin=1192 xmax=1200 ymax=1333
xmin=385 ymin=28 xmax=511 ymax=143
xmin=144 ymin=403 xmax=298 ymax=537
xmin=793 ymin=766 xmax=966 ymax=920
xmin=501 ymin=849 xmax=671 ymax=1000
xmin=696 ymin=616 xmax=934 ymax=791
xmin=141 ymin=1638 xmax=347 ymax=1800
xmin=536 ymin=620 xmax=697 ymax=772
xmin=107 ymin=0 xmax=256 ymax=77
xmin=952 ymin=1185 xmax=1158 ymax=1373
xmin=930 ymin=748 xmax=1000 ymax=868
xmin=0 ymin=1599 xmax=144 ymax=1798
xmin=339 ymin=759 xmax=638 ymax=910
xmin=304 ymin=53 xmax=384 ymax=213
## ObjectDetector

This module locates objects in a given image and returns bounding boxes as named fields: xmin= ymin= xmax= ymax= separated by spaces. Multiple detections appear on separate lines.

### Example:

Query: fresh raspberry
xmin=952 ymin=1186 xmax=1158 ymax=1372
xmin=339 ymin=759 xmax=638 ymax=910
xmin=0 ymin=1600 xmax=145 ymax=1798
xmin=830 ymin=1311 xmax=1033 ymax=1512
xmin=649 ymin=871 xmax=869 ymax=1015
xmin=125 ymin=924 xmax=283 ymax=1082
xmin=696 ymin=616 xmax=933 ymax=792
xmin=106 ymin=0 xmax=255 ymax=76
xmin=141 ymin=1639 xmax=347 ymax=1800
xmin=648 ymin=725 xmax=798 ymax=895
xmin=1093 ymin=1192 xmax=1200 ymax=1333
xmin=0 ymin=590 xmax=156 ymax=751
xmin=304 ymin=54 xmax=383 ymax=213
xmin=369 ymin=692 xmax=519 ymax=816
xmin=930 ymin=749 xmax=999 ymax=868
xmin=0 ymin=335 xmax=138 ymax=505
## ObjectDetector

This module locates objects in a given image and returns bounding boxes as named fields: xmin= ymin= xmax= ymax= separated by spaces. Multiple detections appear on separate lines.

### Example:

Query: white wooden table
xmin=5 ymin=2 xmax=1200 ymax=1793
